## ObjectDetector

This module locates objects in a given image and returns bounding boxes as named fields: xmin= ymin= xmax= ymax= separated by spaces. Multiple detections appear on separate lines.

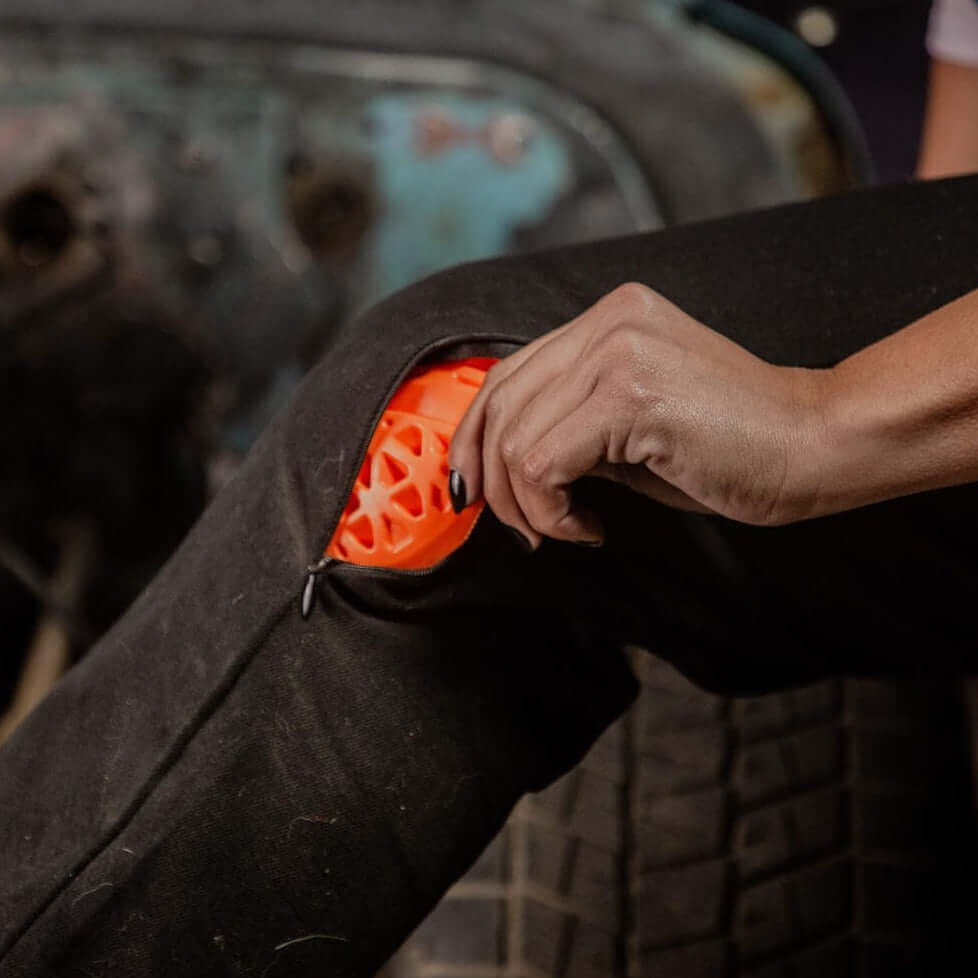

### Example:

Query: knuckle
xmin=609 ymin=281 xmax=656 ymax=314
xmin=499 ymin=429 xmax=521 ymax=464
xmin=615 ymin=322 xmax=650 ymax=357
xmin=485 ymin=361 xmax=507 ymax=386
xmin=518 ymin=449 xmax=549 ymax=486
xmin=484 ymin=372 xmax=520 ymax=427
xmin=484 ymin=389 xmax=505 ymax=424
xmin=593 ymin=322 xmax=648 ymax=366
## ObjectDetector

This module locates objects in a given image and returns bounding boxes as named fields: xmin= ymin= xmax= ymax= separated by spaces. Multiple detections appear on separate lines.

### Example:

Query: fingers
xmin=448 ymin=319 xmax=582 ymax=512
xmin=449 ymin=288 xmax=639 ymax=508
xmin=448 ymin=284 xmax=674 ymax=545
xmin=483 ymin=367 xmax=595 ymax=547
xmin=507 ymin=402 xmax=609 ymax=543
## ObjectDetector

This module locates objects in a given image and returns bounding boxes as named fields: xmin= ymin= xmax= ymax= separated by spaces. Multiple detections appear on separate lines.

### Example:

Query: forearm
xmin=807 ymin=287 xmax=978 ymax=517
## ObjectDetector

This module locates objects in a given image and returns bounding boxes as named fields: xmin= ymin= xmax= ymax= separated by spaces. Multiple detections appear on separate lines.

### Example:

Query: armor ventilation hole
xmin=431 ymin=483 xmax=445 ymax=512
xmin=435 ymin=433 xmax=450 ymax=454
xmin=396 ymin=425 xmax=424 ymax=457
xmin=393 ymin=484 xmax=424 ymax=518
xmin=380 ymin=451 xmax=408 ymax=487
xmin=350 ymin=514 xmax=375 ymax=550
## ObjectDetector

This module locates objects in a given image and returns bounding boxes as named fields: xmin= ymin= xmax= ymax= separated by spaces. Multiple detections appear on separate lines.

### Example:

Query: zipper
xmin=298 ymin=333 xmax=522 ymax=620
xmin=300 ymin=556 xmax=336 ymax=619
xmin=299 ymin=509 xmax=485 ymax=619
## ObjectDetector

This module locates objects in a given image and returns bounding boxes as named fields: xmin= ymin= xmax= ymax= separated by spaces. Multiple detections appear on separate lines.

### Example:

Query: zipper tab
xmin=300 ymin=556 xmax=335 ymax=619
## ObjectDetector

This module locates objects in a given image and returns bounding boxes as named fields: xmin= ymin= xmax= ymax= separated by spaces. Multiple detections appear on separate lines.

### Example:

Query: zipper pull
xmin=300 ymin=556 xmax=335 ymax=619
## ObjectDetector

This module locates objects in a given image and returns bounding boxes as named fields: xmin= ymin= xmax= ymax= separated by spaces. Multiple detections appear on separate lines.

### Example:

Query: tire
xmin=384 ymin=652 xmax=975 ymax=977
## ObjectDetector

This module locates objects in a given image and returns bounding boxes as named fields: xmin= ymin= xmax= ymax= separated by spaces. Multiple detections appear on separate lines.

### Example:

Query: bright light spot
xmin=796 ymin=6 xmax=839 ymax=48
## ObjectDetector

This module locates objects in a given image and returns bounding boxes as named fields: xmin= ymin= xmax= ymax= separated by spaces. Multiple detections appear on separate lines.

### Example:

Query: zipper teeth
xmin=312 ymin=350 xmax=438 ymax=572
xmin=326 ymin=509 xmax=484 ymax=580
xmin=329 ymin=562 xmax=444 ymax=580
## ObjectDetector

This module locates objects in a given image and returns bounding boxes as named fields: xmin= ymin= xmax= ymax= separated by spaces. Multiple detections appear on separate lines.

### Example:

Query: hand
xmin=448 ymin=283 xmax=828 ymax=548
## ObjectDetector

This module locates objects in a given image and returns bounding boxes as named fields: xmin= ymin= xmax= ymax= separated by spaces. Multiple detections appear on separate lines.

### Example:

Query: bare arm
xmin=813 ymin=286 xmax=978 ymax=515
xmin=448 ymin=284 xmax=978 ymax=542
xmin=918 ymin=59 xmax=978 ymax=179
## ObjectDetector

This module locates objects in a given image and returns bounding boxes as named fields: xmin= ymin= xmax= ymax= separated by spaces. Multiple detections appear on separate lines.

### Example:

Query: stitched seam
xmin=0 ymin=597 xmax=294 ymax=966
xmin=2 ymin=328 xmax=528 ymax=968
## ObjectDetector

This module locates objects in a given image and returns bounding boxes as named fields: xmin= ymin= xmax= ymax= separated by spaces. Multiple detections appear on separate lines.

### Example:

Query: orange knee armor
xmin=323 ymin=357 xmax=496 ymax=570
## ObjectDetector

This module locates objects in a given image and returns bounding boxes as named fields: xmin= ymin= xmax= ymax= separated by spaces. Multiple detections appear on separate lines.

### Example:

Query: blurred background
xmin=0 ymin=1 xmax=974 ymax=976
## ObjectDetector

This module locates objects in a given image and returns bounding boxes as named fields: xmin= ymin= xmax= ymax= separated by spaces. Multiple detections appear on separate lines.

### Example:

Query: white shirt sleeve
xmin=928 ymin=0 xmax=978 ymax=67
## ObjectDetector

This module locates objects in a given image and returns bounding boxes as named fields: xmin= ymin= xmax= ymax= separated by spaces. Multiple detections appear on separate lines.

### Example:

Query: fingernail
xmin=449 ymin=469 xmax=467 ymax=513
xmin=507 ymin=526 xmax=534 ymax=552
xmin=573 ymin=538 xmax=604 ymax=548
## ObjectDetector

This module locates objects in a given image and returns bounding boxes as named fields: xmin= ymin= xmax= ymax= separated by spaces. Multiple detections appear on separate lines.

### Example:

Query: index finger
xmin=448 ymin=317 xmax=578 ymax=509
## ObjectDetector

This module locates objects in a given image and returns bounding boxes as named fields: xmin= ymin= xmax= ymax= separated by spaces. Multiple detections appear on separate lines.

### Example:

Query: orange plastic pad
xmin=324 ymin=357 xmax=497 ymax=569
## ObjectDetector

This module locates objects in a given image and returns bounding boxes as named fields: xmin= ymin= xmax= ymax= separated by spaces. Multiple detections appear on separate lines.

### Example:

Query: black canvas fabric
xmin=2 ymin=175 xmax=978 ymax=976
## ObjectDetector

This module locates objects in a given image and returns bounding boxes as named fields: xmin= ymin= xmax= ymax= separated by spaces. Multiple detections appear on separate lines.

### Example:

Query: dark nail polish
xmin=573 ymin=538 xmax=604 ymax=548
xmin=449 ymin=469 xmax=467 ymax=513
xmin=507 ymin=526 xmax=534 ymax=552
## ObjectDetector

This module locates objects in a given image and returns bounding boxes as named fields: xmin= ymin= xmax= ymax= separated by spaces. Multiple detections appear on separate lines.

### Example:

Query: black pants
xmin=2 ymin=176 xmax=978 ymax=977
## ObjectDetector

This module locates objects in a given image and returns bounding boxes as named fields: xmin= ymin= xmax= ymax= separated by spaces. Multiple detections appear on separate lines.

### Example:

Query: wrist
xmin=789 ymin=359 xmax=904 ymax=522
xmin=777 ymin=365 xmax=841 ymax=523
xmin=779 ymin=289 xmax=978 ymax=523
